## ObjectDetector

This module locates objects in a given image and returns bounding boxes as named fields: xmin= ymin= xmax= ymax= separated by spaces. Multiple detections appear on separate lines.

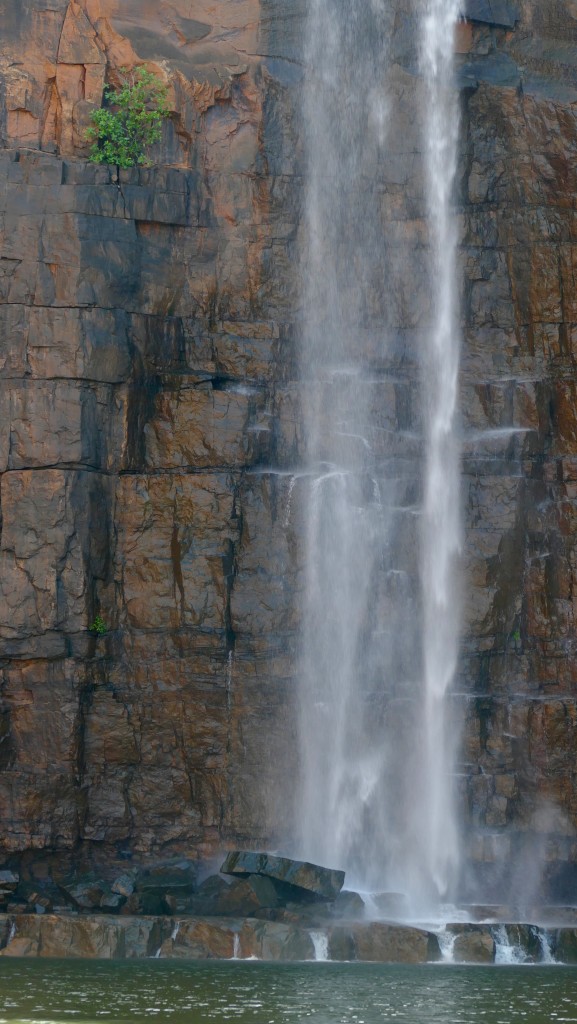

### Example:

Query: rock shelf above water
xmin=0 ymin=914 xmax=575 ymax=964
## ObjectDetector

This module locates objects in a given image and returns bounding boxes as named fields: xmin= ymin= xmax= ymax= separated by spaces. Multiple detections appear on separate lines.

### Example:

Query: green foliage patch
xmin=86 ymin=67 xmax=169 ymax=168
xmin=89 ymin=615 xmax=108 ymax=636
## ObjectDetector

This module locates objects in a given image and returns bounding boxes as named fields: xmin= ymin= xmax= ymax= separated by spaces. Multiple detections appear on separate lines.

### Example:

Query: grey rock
xmin=111 ymin=874 xmax=135 ymax=898
xmin=463 ymin=0 xmax=519 ymax=28
xmin=0 ymin=872 xmax=19 ymax=891
xmin=134 ymin=862 xmax=196 ymax=896
xmin=456 ymin=54 xmax=521 ymax=90
xmin=238 ymin=918 xmax=315 ymax=961
xmin=56 ymin=876 xmax=106 ymax=911
xmin=332 ymin=890 xmax=366 ymax=919
xmin=220 ymin=852 xmax=345 ymax=901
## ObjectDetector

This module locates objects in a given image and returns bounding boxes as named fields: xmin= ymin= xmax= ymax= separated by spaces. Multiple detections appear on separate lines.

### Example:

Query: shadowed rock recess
xmin=2 ymin=0 xmax=577 ymax=958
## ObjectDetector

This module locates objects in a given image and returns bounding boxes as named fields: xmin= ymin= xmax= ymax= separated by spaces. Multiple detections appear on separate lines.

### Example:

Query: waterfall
xmin=297 ymin=0 xmax=462 ymax=912
xmin=536 ymin=928 xmax=557 ymax=964
xmin=417 ymin=0 xmax=463 ymax=907
xmin=493 ymin=926 xmax=525 ymax=965
xmin=310 ymin=931 xmax=330 ymax=962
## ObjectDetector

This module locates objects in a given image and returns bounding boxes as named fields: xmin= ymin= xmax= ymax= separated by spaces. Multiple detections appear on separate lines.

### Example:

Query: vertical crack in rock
xmin=170 ymin=513 xmax=185 ymax=622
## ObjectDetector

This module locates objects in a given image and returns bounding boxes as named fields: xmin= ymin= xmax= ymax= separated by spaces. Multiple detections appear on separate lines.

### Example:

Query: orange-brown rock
xmin=2 ymin=0 xmax=577 ymax=909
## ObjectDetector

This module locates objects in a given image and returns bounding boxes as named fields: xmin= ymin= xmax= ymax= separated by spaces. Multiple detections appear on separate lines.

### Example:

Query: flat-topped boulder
xmin=326 ymin=922 xmax=441 ymax=963
xmin=220 ymin=852 xmax=345 ymax=901
xmin=462 ymin=0 xmax=518 ymax=28
xmin=452 ymin=928 xmax=495 ymax=963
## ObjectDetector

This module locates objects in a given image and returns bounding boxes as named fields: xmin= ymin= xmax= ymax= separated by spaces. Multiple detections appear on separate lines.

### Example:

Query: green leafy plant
xmin=89 ymin=615 xmax=108 ymax=636
xmin=512 ymin=628 xmax=521 ymax=644
xmin=86 ymin=67 xmax=169 ymax=168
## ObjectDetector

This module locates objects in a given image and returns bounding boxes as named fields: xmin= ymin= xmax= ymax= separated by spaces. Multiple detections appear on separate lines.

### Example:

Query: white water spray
xmin=535 ymin=927 xmax=557 ymax=964
xmin=493 ymin=926 xmax=525 ymax=965
xmin=298 ymin=0 xmax=404 ymax=892
xmin=297 ymin=0 xmax=462 ymax=912
xmin=416 ymin=0 xmax=463 ymax=908
xmin=310 ymin=931 xmax=330 ymax=962
xmin=436 ymin=929 xmax=457 ymax=963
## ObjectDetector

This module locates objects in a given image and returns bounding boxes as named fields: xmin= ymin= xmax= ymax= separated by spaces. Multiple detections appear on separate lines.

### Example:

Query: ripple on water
xmin=1 ymin=961 xmax=577 ymax=1024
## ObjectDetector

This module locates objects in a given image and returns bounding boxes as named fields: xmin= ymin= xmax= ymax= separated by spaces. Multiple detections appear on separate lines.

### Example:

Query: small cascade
xmin=436 ymin=929 xmax=457 ymax=963
xmin=7 ymin=920 xmax=16 ymax=943
xmin=283 ymin=475 xmax=297 ymax=528
xmin=232 ymin=933 xmax=241 ymax=960
xmin=310 ymin=931 xmax=329 ymax=962
xmin=153 ymin=946 xmax=162 ymax=959
xmin=492 ymin=926 xmax=525 ymax=965
xmin=171 ymin=922 xmax=180 ymax=941
xmin=534 ymin=927 xmax=557 ymax=964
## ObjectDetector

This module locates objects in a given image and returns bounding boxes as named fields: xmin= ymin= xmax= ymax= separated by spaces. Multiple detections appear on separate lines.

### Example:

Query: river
xmin=1 ymin=961 xmax=577 ymax=1024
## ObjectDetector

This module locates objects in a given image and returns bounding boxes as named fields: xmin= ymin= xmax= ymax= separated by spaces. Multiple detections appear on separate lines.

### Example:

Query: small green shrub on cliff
xmin=89 ymin=615 xmax=108 ymax=636
xmin=86 ymin=67 xmax=169 ymax=168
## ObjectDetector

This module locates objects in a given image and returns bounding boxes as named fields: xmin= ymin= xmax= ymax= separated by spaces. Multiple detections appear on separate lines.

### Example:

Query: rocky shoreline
xmin=1 ymin=852 xmax=577 ymax=964
xmin=2 ymin=913 xmax=577 ymax=964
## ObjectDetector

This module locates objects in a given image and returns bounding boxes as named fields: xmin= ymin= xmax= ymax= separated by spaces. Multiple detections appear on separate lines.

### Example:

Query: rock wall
xmin=458 ymin=0 xmax=577 ymax=901
xmin=1 ymin=0 xmax=577 ymax=902
xmin=0 ymin=0 xmax=302 ymax=872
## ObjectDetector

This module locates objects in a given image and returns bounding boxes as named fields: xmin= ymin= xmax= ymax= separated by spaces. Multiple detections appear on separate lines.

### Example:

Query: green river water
xmin=0 ymin=961 xmax=576 ymax=1024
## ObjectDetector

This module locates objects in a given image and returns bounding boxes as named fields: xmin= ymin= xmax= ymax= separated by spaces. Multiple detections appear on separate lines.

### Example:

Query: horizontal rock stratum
xmin=0 ymin=913 xmax=575 ymax=963
xmin=0 ymin=912 xmax=440 ymax=962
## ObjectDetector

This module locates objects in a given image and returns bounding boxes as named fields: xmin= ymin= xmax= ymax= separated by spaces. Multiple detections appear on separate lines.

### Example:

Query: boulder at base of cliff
xmin=238 ymin=919 xmax=315 ymax=960
xmin=0 ymin=936 xmax=39 ymax=957
xmin=212 ymin=876 xmax=280 ymax=916
xmin=452 ymin=927 xmax=496 ymax=964
xmin=56 ymin=875 xmax=108 ymax=911
xmin=344 ymin=922 xmax=441 ymax=963
xmin=160 ymin=919 xmax=236 ymax=959
xmin=552 ymin=929 xmax=577 ymax=964
xmin=220 ymin=852 xmax=345 ymax=901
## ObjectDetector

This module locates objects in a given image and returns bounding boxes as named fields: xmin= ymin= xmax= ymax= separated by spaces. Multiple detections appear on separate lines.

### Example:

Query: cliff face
xmin=458 ymin=0 xmax=577 ymax=898
xmin=0 ymin=0 xmax=302 ymax=869
xmin=1 ymin=0 xmax=577 ymax=899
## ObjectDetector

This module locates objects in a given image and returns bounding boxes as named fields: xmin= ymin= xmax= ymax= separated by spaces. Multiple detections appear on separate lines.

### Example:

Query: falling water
xmin=417 ymin=0 xmax=463 ymax=907
xmin=310 ymin=931 xmax=330 ymax=962
xmin=297 ymin=0 xmax=462 ymax=912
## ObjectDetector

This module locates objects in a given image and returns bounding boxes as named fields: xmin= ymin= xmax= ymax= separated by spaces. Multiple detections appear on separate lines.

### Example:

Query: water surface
xmin=1 ymin=961 xmax=577 ymax=1024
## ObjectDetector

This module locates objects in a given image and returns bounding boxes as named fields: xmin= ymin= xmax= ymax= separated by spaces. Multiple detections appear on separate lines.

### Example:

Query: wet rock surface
xmin=0 ymin=902 xmax=572 ymax=964
xmin=0 ymin=0 xmax=577 ymax=910
xmin=450 ymin=926 xmax=496 ymax=964
xmin=0 ymin=912 xmax=442 ymax=963
xmin=345 ymin=923 xmax=440 ymax=965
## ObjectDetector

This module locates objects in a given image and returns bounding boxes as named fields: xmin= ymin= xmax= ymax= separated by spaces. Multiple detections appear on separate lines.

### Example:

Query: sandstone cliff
xmin=1 ymin=0 xmax=577 ymax=903
xmin=0 ymin=0 xmax=302 ymax=873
